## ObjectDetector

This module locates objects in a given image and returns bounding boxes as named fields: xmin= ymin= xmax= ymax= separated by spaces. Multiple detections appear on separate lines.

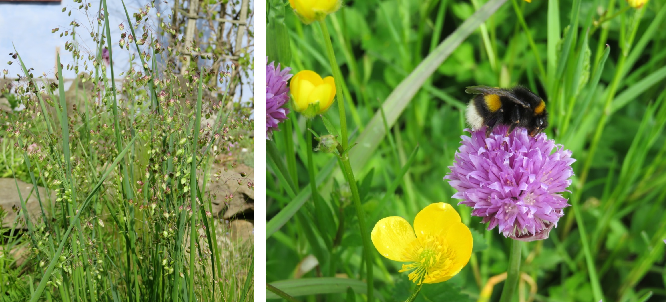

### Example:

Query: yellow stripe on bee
xmin=534 ymin=100 xmax=546 ymax=115
xmin=484 ymin=94 xmax=501 ymax=112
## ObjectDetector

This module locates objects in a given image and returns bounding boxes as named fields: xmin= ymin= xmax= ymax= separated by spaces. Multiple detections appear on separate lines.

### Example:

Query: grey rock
xmin=0 ymin=97 xmax=10 ymax=113
xmin=0 ymin=178 xmax=54 ymax=229
xmin=230 ymin=219 xmax=253 ymax=243
xmin=0 ymin=244 xmax=29 ymax=267
xmin=203 ymin=163 xmax=253 ymax=218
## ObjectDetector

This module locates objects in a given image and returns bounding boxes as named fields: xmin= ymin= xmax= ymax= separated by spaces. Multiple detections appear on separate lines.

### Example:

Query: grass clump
xmin=0 ymin=0 xmax=254 ymax=301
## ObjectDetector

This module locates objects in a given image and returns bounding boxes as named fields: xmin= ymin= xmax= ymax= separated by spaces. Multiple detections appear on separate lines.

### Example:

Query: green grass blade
xmin=546 ymin=0 xmax=560 ymax=83
xmin=29 ymin=135 xmax=138 ymax=302
xmin=266 ymin=278 xmax=368 ymax=299
xmin=240 ymin=258 xmax=254 ymax=301
xmin=555 ymin=0 xmax=580 ymax=80
xmin=56 ymin=54 xmax=72 ymax=183
xmin=266 ymin=158 xmax=336 ymax=238
xmin=563 ymin=45 xmax=610 ymax=145
xmin=188 ymin=69 xmax=203 ymax=302
xmin=348 ymin=0 xmax=507 ymax=173
xmin=118 ymin=0 xmax=159 ymax=112
xmin=611 ymin=65 xmax=666 ymax=114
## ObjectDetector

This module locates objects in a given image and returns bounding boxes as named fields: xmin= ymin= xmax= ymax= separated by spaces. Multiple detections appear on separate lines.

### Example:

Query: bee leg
xmin=506 ymin=106 xmax=521 ymax=135
xmin=529 ymin=128 xmax=542 ymax=136
xmin=507 ymin=123 xmax=519 ymax=136
xmin=485 ymin=127 xmax=494 ymax=137
xmin=484 ymin=116 xmax=500 ymax=137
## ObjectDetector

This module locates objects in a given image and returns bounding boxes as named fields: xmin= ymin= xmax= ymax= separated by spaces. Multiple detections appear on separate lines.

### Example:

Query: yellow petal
xmin=371 ymin=216 xmax=416 ymax=262
xmin=309 ymin=83 xmax=333 ymax=114
xmin=316 ymin=76 xmax=336 ymax=113
xmin=295 ymin=70 xmax=324 ymax=85
xmin=524 ymin=0 xmax=531 ymax=2
xmin=313 ymin=0 xmax=340 ymax=13
xmin=292 ymin=0 xmax=316 ymax=22
xmin=290 ymin=70 xmax=321 ymax=112
xmin=413 ymin=203 xmax=461 ymax=238
xmin=426 ymin=222 xmax=473 ymax=283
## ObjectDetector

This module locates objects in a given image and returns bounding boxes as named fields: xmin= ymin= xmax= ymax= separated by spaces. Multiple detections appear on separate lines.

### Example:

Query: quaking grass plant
xmin=0 ymin=0 xmax=253 ymax=301
xmin=267 ymin=0 xmax=666 ymax=301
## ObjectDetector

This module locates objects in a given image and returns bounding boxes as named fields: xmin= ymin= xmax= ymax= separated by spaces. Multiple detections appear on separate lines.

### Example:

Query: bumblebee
xmin=464 ymin=85 xmax=548 ymax=137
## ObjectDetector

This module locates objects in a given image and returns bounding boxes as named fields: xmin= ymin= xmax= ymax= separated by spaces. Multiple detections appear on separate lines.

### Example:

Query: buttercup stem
xmin=499 ymin=239 xmax=522 ymax=302
xmin=336 ymin=145 xmax=374 ymax=302
xmin=404 ymin=283 xmax=423 ymax=302
xmin=305 ymin=119 xmax=320 ymax=220
xmin=318 ymin=19 xmax=348 ymax=151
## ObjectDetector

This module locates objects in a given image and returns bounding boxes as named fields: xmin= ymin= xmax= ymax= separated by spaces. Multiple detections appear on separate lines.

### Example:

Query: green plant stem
xmin=266 ymin=284 xmax=300 ymax=302
xmin=405 ymin=283 xmax=424 ymax=302
xmin=319 ymin=19 xmax=348 ymax=151
xmin=319 ymin=15 xmax=373 ymax=299
xmin=572 ymin=195 xmax=604 ymax=301
xmin=578 ymin=51 xmax=626 ymax=193
xmin=305 ymin=118 xmax=321 ymax=229
xmin=591 ymin=6 xmax=631 ymax=35
xmin=498 ymin=239 xmax=522 ymax=302
xmin=283 ymin=117 xmax=298 ymax=186
xmin=337 ymin=146 xmax=373 ymax=302
xmin=188 ymin=68 xmax=203 ymax=302
xmin=510 ymin=0 xmax=547 ymax=82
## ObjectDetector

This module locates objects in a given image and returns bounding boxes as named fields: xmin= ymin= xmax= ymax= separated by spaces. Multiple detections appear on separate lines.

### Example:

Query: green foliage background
xmin=267 ymin=0 xmax=666 ymax=301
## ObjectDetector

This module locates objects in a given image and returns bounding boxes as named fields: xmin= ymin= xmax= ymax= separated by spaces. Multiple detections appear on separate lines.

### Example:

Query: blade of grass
xmin=266 ymin=278 xmax=368 ymax=299
xmin=562 ymin=45 xmax=610 ymax=145
xmin=510 ymin=0 xmax=546 ymax=82
xmin=119 ymin=0 xmax=159 ymax=113
xmin=240 ymin=258 xmax=254 ymax=301
xmin=348 ymin=0 xmax=507 ymax=173
xmin=266 ymin=158 xmax=336 ymax=238
xmin=188 ymin=68 xmax=203 ymax=302
xmin=546 ymin=0 xmax=560 ymax=87
xmin=611 ymin=65 xmax=666 ymax=114
xmin=29 ymin=135 xmax=138 ymax=302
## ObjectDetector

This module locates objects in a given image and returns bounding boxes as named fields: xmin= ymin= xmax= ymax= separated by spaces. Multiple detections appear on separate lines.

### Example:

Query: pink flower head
xmin=27 ymin=143 xmax=41 ymax=155
xmin=266 ymin=58 xmax=292 ymax=139
xmin=445 ymin=125 xmax=575 ymax=241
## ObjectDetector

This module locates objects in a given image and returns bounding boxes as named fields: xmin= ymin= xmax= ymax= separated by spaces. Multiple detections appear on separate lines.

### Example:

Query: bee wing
xmin=465 ymin=86 xmax=530 ymax=108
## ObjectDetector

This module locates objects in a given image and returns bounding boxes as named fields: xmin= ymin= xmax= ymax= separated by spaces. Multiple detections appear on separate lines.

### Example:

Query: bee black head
xmin=511 ymin=86 xmax=547 ymax=134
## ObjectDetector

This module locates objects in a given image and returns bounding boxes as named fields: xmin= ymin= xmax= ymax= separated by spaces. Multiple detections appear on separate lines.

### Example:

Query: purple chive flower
xmin=102 ymin=48 xmax=110 ymax=66
xmin=266 ymin=58 xmax=292 ymax=139
xmin=445 ymin=125 xmax=575 ymax=242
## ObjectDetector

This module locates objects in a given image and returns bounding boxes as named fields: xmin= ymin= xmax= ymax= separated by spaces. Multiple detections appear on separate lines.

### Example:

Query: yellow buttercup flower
xmin=289 ymin=0 xmax=342 ymax=24
xmin=290 ymin=70 xmax=336 ymax=118
xmin=524 ymin=0 xmax=531 ymax=2
xmin=371 ymin=203 xmax=473 ymax=284
xmin=627 ymin=0 xmax=647 ymax=8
